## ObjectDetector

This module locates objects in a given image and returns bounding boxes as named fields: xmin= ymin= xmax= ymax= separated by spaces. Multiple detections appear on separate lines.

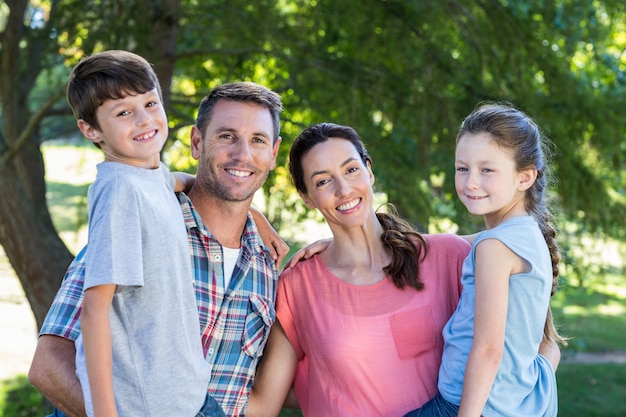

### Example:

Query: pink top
xmin=276 ymin=234 xmax=470 ymax=417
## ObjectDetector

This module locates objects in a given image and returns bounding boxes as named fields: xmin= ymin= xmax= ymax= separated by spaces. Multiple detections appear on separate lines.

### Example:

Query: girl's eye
xmin=482 ymin=168 xmax=494 ymax=173
xmin=346 ymin=166 xmax=359 ymax=174
xmin=146 ymin=101 xmax=156 ymax=108
xmin=456 ymin=167 xmax=468 ymax=173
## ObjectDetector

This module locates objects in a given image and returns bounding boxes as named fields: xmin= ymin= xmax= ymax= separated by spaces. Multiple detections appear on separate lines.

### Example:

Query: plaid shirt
xmin=40 ymin=193 xmax=278 ymax=417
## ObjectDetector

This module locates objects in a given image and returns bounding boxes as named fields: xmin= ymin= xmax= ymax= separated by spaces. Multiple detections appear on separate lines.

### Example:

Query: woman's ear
xmin=366 ymin=160 xmax=375 ymax=185
xmin=299 ymin=191 xmax=316 ymax=210
xmin=518 ymin=168 xmax=538 ymax=191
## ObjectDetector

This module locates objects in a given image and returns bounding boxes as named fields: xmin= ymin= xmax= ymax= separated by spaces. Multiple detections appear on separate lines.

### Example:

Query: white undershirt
xmin=222 ymin=247 xmax=241 ymax=289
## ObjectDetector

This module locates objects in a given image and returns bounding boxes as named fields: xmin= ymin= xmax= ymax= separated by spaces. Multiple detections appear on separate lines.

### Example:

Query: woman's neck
xmin=320 ymin=216 xmax=390 ymax=285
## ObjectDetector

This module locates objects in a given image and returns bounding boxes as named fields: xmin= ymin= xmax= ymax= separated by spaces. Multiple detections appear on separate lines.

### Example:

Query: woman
xmin=248 ymin=123 xmax=470 ymax=417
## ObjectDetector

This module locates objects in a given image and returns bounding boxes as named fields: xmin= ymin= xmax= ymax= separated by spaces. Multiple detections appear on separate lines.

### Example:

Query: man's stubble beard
xmin=198 ymin=164 xmax=270 ymax=203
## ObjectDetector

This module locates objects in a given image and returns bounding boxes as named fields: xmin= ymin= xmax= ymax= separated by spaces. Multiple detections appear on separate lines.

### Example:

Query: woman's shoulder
xmin=422 ymin=233 xmax=471 ymax=258
xmin=279 ymin=255 xmax=321 ymax=282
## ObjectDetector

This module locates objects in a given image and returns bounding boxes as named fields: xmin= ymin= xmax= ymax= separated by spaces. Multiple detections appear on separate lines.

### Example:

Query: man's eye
xmin=253 ymin=137 xmax=268 ymax=145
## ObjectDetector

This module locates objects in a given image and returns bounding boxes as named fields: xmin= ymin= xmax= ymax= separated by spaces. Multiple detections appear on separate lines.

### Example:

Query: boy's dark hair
xmin=66 ymin=50 xmax=162 ymax=131
xmin=195 ymin=82 xmax=283 ymax=144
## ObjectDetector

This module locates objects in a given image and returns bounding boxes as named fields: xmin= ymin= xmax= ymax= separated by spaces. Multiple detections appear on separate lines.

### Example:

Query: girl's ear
xmin=77 ymin=119 xmax=101 ymax=145
xmin=518 ymin=168 xmax=538 ymax=191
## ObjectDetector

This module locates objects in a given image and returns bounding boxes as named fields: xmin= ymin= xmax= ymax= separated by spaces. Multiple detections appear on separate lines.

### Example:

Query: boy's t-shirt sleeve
xmin=84 ymin=171 xmax=145 ymax=290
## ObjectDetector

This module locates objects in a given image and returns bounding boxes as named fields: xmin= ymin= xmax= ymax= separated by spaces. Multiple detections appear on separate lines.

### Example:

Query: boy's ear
xmin=77 ymin=119 xmax=101 ymax=145
xmin=518 ymin=168 xmax=538 ymax=191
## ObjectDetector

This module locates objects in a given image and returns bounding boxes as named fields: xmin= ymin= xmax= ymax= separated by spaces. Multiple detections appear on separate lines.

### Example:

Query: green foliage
xmin=557 ymin=363 xmax=626 ymax=417
xmin=16 ymin=0 xmax=625 ymax=239
xmin=0 ymin=375 xmax=47 ymax=417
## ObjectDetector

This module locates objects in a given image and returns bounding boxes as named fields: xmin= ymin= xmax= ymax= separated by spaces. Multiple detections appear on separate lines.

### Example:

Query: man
xmin=28 ymin=81 xmax=286 ymax=417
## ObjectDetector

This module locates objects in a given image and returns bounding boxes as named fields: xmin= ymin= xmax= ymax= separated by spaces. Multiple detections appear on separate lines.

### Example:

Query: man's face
xmin=191 ymin=100 xmax=281 ymax=203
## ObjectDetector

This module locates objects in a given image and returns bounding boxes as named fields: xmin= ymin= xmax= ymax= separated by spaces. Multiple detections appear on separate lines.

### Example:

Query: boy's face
xmin=77 ymin=88 xmax=168 ymax=169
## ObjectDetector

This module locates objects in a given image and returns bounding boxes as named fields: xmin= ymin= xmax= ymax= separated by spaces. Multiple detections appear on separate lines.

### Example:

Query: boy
xmin=67 ymin=50 xmax=223 ymax=417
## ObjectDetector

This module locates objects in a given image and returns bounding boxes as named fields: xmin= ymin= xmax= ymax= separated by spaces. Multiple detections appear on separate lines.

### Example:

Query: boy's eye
xmin=456 ymin=167 xmax=468 ymax=172
xmin=117 ymin=110 xmax=130 ymax=117
xmin=346 ymin=166 xmax=359 ymax=174
xmin=315 ymin=178 xmax=329 ymax=187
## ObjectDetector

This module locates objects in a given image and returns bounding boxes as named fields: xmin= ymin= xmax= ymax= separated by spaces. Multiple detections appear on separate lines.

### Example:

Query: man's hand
xmin=285 ymin=238 xmax=332 ymax=269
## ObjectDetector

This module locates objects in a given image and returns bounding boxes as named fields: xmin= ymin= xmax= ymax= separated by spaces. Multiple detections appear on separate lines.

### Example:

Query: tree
xmin=0 ymin=0 xmax=181 ymax=328
xmin=1 ymin=0 xmax=624 ymax=328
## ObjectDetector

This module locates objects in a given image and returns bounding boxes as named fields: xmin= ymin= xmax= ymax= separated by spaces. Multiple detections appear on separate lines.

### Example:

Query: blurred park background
xmin=0 ymin=1 xmax=624 ymax=416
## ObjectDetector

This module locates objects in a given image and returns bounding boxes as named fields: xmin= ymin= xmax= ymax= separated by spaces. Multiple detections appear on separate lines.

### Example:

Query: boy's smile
xmin=77 ymin=88 xmax=168 ymax=169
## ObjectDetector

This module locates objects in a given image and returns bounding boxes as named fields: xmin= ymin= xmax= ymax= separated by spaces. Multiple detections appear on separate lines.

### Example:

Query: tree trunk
xmin=0 ymin=146 xmax=74 ymax=330
xmin=0 ymin=0 xmax=182 ymax=330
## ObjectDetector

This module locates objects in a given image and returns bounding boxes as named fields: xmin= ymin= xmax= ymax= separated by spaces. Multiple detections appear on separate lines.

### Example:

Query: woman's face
xmin=299 ymin=137 xmax=375 ymax=229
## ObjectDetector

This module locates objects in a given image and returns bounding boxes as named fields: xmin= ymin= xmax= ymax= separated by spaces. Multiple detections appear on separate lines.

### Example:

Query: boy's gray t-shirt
xmin=75 ymin=162 xmax=211 ymax=416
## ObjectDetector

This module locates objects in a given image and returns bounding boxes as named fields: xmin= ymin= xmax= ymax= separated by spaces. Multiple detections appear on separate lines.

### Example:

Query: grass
xmin=1 ymin=144 xmax=625 ymax=416
xmin=557 ymin=363 xmax=626 ymax=417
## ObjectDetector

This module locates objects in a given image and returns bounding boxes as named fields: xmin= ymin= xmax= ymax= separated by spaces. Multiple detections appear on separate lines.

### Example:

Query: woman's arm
xmin=247 ymin=321 xmax=299 ymax=417
xmin=457 ymin=239 xmax=514 ymax=417
xmin=81 ymin=284 xmax=118 ymax=417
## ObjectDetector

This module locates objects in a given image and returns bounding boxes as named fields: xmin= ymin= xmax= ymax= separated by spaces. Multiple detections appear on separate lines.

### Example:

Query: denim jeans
xmin=403 ymin=391 xmax=460 ymax=417
xmin=195 ymin=393 xmax=226 ymax=417
xmin=48 ymin=394 xmax=225 ymax=417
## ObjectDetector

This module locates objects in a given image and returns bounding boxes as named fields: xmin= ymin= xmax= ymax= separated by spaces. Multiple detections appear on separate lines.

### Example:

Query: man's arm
xmin=28 ymin=335 xmax=87 ymax=417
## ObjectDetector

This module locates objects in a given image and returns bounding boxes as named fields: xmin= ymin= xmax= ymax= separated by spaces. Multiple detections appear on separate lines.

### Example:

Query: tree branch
xmin=0 ymin=88 xmax=66 ymax=167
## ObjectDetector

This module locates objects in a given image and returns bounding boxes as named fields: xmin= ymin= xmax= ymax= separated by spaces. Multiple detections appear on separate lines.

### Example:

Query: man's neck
xmin=187 ymin=187 xmax=251 ymax=248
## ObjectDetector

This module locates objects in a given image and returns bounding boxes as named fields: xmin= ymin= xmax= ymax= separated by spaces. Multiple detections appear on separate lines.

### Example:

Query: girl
xmin=404 ymin=103 xmax=566 ymax=417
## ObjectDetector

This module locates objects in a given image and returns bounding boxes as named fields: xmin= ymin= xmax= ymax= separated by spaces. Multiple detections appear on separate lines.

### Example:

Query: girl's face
xmin=299 ymin=137 xmax=375 ymax=229
xmin=455 ymin=132 xmax=535 ymax=225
